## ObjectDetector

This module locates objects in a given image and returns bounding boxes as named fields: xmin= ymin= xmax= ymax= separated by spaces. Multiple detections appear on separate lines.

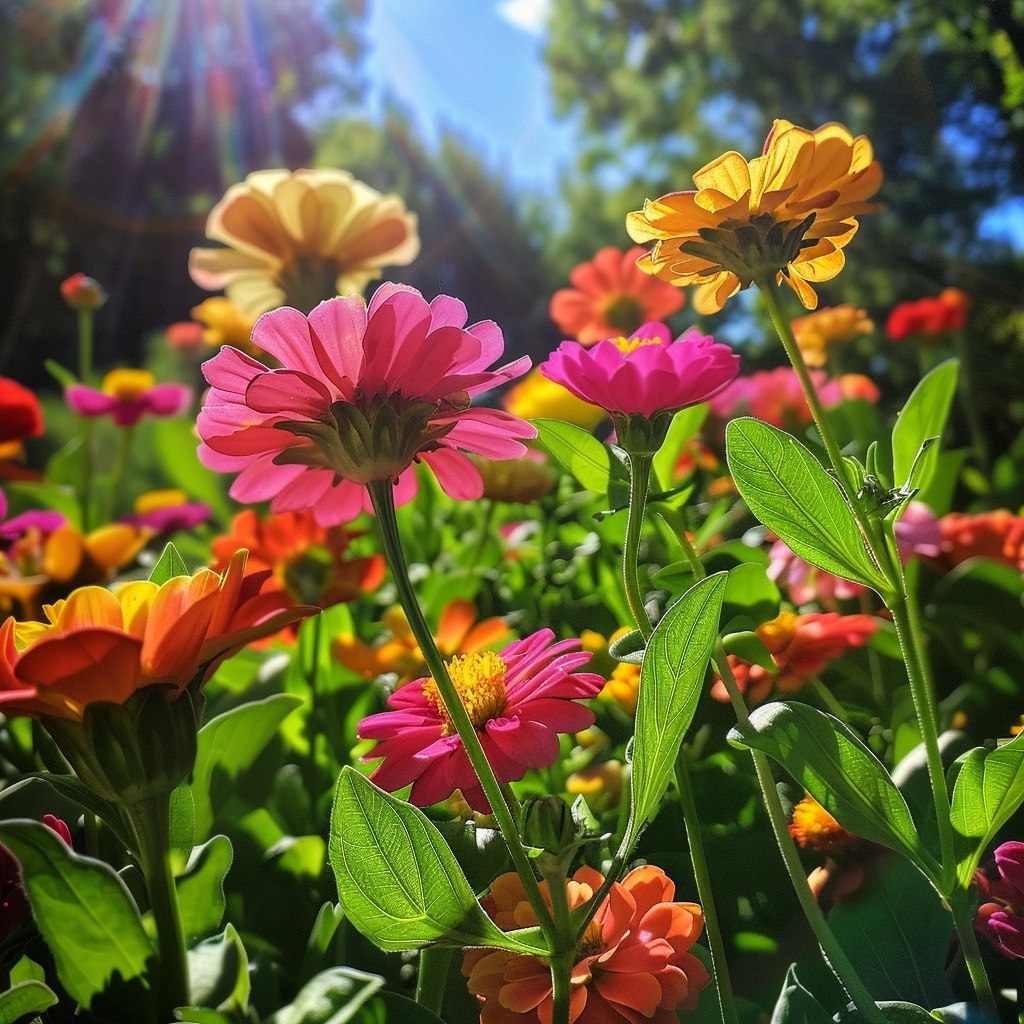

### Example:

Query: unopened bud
xmin=60 ymin=274 xmax=107 ymax=311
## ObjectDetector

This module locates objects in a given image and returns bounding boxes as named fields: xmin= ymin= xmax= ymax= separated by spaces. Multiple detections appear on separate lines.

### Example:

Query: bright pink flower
xmin=358 ymin=629 xmax=603 ymax=813
xmin=0 ymin=489 xmax=65 ymax=547
xmin=197 ymin=283 xmax=535 ymax=527
xmin=462 ymin=864 xmax=709 ymax=1024
xmin=540 ymin=323 xmax=739 ymax=419
xmin=894 ymin=502 xmax=943 ymax=561
xmin=975 ymin=842 xmax=1024 ymax=959
xmin=65 ymin=369 xmax=191 ymax=428
xmin=767 ymin=538 xmax=867 ymax=608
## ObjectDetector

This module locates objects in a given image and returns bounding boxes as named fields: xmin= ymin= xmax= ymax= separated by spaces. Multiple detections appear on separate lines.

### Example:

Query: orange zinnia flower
xmin=789 ymin=796 xmax=860 ymax=853
xmin=549 ymin=245 xmax=685 ymax=344
xmin=627 ymin=119 xmax=882 ymax=313
xmin=0 ymin=551 xmax=311 ymax=722
xmin=937 ymin=510 xmax=1024 ymax=572
xmin=189 ymin=168 xmax=420 ymax=316
xmin=791 ymin=304 xmax=874 ymax=367
xmin=462 ymin=865 xmax=708 ymax=1024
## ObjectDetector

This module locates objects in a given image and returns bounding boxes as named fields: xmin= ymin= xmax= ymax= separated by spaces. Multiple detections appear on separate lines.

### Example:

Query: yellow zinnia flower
xmin=189 ymin=168 xmax=420 ymax=316
xmin=791 ymin=304 xmax=874 ymax=367
xmin=626 ymin=120 xmax=882 ymax=314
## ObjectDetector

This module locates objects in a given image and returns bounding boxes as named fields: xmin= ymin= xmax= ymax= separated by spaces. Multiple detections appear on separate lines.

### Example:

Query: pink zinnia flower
xmin=975 ymin=842 xmax=1024 ymax=959
xmin=462 ymin=864 xmax=709 ymax=1024
xmin=197 ymin=283 xmax=535 ymax=526
xmin=541 ymin=322 xmax=738 ymax=421
xmin=357 ymin=629 xmax=603 ymax=813
xmin=65 ymin=369 xmax=192 ymax=427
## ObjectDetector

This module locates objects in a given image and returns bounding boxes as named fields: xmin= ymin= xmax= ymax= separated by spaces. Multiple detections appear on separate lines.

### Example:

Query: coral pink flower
xmin=65 ymin=369 xmax=192 ymax=428
xmin=975 ymin=842 xmax=1024 ymax=959
xmin=462 ymin=864 xmax=709 ymax=1024
xmin=357 ymin=629 xmax=603 ymax=813
xmin=540 ymin=323 xmax=739 ymax=419
xmin=549 ymin=245 xmax=685 ymax=345
xmin=767 ymin=538 xmax=868 ymax=608
xmin=198 ymin=283 xmax=534 ymax=526
xmin=886 ymin=288 xmax=970 ymax=341
xmin=936 ymin=510 xmax=1024 ymax=572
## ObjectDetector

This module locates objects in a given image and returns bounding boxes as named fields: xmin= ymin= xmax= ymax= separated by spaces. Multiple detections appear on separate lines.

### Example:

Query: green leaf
xmin=534 ymin=418 xmax=610 ymax=493
xmin=190 ymin=694 xmax=304 ymax=843
xmin=150 ymin=416 xmax=235 ymax=525
xmin=726 ymin=418 xmax=889 ymax=593
xmin=625 ymin=574 xmax=727 ymax=851
xmin=728 ymin=703 xmax=935 ymax=878
xmin=266 ymin=967 xmax=384 ymax=1024
xmin=723 ymin=561 xmax=781 ymax=628
xmin=328 ymin=768 xmax=543 ymax=953
xmin=0 ymin=980 xmax=59 ymax=1024
xmin=652 ymin=404 xmax=708 ymax=487
xmin=362 ymin=992 xmax=448 ymax=1023
xmin=177 ymin=836 xmax=232 ymax=944
xmin=829 ymin=857 xmax=954 ymax=1008
xmin=148 ymin=542 xmax=190 ymax=585
xmin=949 ymin=730 xmax=1024 ymax=885
xmin=186 ymin=923 xmax=249 ymax=1016
xmin=891 ymin=360 xmax=958 ymax=491
xmin=770 ymin=964 xmax=834 ymax=1024
xmin=0 ymin=820 xmax=156 ymax=1020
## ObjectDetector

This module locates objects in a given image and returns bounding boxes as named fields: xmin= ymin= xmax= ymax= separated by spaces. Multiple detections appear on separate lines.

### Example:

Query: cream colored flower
xmin=189 ymin=168 xmax=420 ymax=315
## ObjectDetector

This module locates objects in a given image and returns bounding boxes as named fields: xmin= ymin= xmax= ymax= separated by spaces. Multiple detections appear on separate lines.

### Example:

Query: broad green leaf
xmin=652 ymin=403 xmax=708 ymax=487
xmin=190 ymin=694 xmax=304 ymax=843
xmin=726 ymin=418 xmax=889 ymax=593
xmin=0 ymin=980 xmax=59 ymax=1024
xmin=891 ymin=360 xmax=958 ymax=491
xmin=876 ymin=1004 xmax=945 ymax=1024
xmin=177 ymin=835 xmax=232 ymax=944
xmin=534 ymin=418 xmax=610 ymax=493
xmin=625 ymin=574 xmax=727 ymax=851
xmin=0 ymin=820 xmax=156 ymax=1020
xmin=328 ymin=768 xmax=543 ymax=954
xmin=266 ymin=967 xmax=384 ymax=1024
xmin=829 ymin=857 xmax=954 ymax=1009
xmin=186 ymin=923 xmax=249 ymax=1017
xmin=299 ymin=903 xmax=346 ymax=984
xmin=728 ymin=702 xmax=935 ymax=878
xmin=362 ymin=992 xmax=448 ymax=1023
xmin=769 ymin=964 xmax=834 ymax=1024
xmin=148 ymin=541 xmax=190 ymax=584
xmin=949 ymin=730 xmax=1024 ymax=885
xmin=722 ymin=561 xmax=781 ymax=628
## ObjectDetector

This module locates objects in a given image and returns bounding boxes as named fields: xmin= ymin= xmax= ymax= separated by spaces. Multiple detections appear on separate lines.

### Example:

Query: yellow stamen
xmin=575 ymin=919 xmax=605 ymax=961
xmin=611 ymin=334 xmax=662 ymax=355
xmin=423 ymin=651 xmax=508 ymax=735
xmin=102 ymin=368 xmax=156 ymax=400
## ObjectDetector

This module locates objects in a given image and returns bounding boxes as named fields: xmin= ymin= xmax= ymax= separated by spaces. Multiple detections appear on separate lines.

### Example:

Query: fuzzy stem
xmin=622 ymin=453 xmax=653 ymax=640
xmin=415 ymin=946 xmax=452 ymax=1017
xmin=949 ymin=892 xmax=998 ymax=1017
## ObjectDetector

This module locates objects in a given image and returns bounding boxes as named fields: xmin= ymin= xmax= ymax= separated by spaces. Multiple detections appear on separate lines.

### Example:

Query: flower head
xmin=502 ymin=368 xmax=606 ymax=431
xmin=197 ymin=284 xmax=535 ymax=526
xmin=65 ymin=369 xmax=192 ymax=428
xmin=540 ymin=323 xmax=739 ymax=454
xmin=937 ymin=510 xmax=1024 ymax=572
xmin=0 ymin=551 xmax=311 ymax=722
xmin=791 ymin=304 xmax=874 ymax=367
xmin=549 ymin=245 xmax=685 ymax=344
xmin=60 ymin=274 xmax=107 ymax=311
xmin=0 ymin=377 xmax=44 ymax=447
xmin=190 ymin=296 xmax=260 ymax=353
xmin=462 ymin=864 xmax=708 ymax=1024
xmin=189 ymin=168 xmax=420 ymax=316
xmin=975 ymin=842 xmax=1024 ymax=959
xmin=627 ymin=119 xmax=882 ymax=313
xmin=886 ymin=289 xmax=970 ymax=342
xmin=358 ymin=629 xmax=603 ymax=812
xmin=118 ymin=490 xmax=212 ymax=534
xmin=789 ymin=795 xmax=861 ymax=853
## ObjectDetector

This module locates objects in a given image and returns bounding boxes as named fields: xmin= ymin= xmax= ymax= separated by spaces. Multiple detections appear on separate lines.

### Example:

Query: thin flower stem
xmin=949 ymin=892 xmax=998 ymax=1017
xmin=366 ymin=480 xmax=557 ymax=941
xmin=714 ymin=648 xmax=886 ymax=1024
xmin=674 ymin=751 xmax=740 ymax=1024
xmin=105 ymin=424 xmax=135 ymax=523
xmin=415 ymin=946 xmax=452 ymax=1017
xmin=622 ymin=453 xmax=653 ymax=641
xmin=126 ymin=795 xmax=189 ymax=1019
xmin=549 ymin=950 xmax=574 ymax=1024
xmin=78 ymin=308 xmax=95 ymax=385
xmin=78 ymin=418 xmax=96 ymax=532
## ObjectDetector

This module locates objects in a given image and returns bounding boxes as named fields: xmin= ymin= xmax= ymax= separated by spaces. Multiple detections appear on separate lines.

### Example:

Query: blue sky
xmin=361 ymin=0 xmax=576 ymax=193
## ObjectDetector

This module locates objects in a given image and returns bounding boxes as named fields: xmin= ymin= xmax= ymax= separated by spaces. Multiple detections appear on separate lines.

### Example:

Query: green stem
xmin=78 ymin=309 xmax=95 ymax=385
xmin=415 ymin=946 xmax=452 ymax=1017
xmin=622 ymin=453 xmax=653 ymax=640
xmin=79 ymin=418 xmax=95 ymax=532
xmin=105 ymin=425 xmax=135 ymax=523
xmin=715 ymin=647 xmax=886 ymax=1024
xmin=809 ymin=677 xmax=850 ymax=723
xmin=675 ymin=751 xmax=740 ymax=1024
xmin=949 ymin=893 xmax=998 ymax=1018
xmin=366 ymin=479 xmax=556 ymax=940
xmin=125 ymin=795 xmax=189 ymax=1018
xmin=549 ymin=950 xmax=574 ymax=1024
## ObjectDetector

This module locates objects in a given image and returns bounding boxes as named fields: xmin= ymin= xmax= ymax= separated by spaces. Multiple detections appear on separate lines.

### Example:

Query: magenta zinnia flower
xmin=65 ymin=369 xmax=191 ymax=428
xmin=197 ymin=283 xmax=535 ymax=526
xmin=975 ymin=842 xmax=1024 ymax=959
xmin=540 ymin=323 xmax=739 ymax=420
xmin=358 ymin=629 xmax=604 ymax=813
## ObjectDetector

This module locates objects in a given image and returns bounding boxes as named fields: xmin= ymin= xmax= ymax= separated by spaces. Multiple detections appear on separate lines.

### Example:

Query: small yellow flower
xmin=189 ymin=168 xmax=420 ymax=316
xmin=626 ymin=120 xmax=882 ymax=314
xmin=788 ymin=796 xmax=859 ymax=853
xmin=502 ymin=367 xmax=606 ymax=431
xmin=791 ymin=304 xmax=874 ymax=367
xmin=190 ymin=297 xmax=258 ymax=352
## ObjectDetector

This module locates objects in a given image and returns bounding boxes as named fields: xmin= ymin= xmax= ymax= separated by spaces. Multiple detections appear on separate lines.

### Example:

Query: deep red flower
xmin=462 ymin=864 xmax=709 ymax=1024
xmin=885 ymin=288 xmax=970 ymax=341
xmin=0 ymin=377 xmax=43 ymax=446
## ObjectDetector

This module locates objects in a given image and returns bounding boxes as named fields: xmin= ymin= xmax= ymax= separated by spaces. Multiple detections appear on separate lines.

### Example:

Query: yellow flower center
xmin=575 ymin=919 xmax=606 ymax=962
xmin=611 ymin=335 xmax=662 ymax=355
xmin=102 ymin=368 xmax=155 ymax=400
xmin=422 ymin=651 xmax=508 ymax=735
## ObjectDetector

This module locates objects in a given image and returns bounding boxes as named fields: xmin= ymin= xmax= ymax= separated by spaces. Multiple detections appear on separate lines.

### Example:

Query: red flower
xmin=885 ymin=288 xmax=970 ymax=341
xmin=462 ymin=864 xmax=709 ymax=1024
xmin=0 ymin=377 xmax=43 ymax=446
xmin=59 ymin=274 xmax=107 ymax=311
xmin=549 ymin=246 xmax=685 ymax=345
xmin=357 ymin=629 xmax=603 ymax=813
xmin=936 ymin=510 xmax=1024 ymax=572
